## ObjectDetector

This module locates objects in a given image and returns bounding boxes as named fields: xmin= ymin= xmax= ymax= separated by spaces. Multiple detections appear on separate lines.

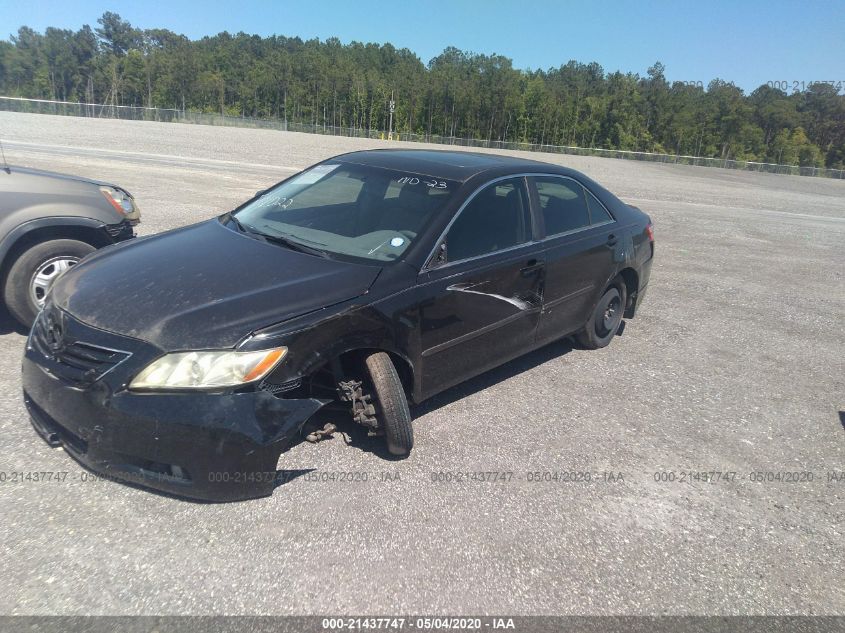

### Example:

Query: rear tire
xmin=576 ymin=280 xmax=627 ymax=350
xmin=3 ymin=239 xmax=95 ymax=327
xmin=364 ymin=352 xmax=413 ymax=456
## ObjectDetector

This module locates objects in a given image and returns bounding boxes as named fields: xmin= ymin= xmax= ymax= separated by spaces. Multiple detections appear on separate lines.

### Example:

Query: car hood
xmin=8 ymin=165 xmax=119 ymax=189
xmin=50 ymin=219 xmax=381 ymax=350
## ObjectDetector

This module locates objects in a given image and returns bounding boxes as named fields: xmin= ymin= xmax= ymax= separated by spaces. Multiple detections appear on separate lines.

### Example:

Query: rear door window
xmin=534 ymin=177 xmax=590 ymax=236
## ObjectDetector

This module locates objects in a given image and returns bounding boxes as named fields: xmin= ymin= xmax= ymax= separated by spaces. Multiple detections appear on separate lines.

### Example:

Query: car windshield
xmin=233 ymin=163 xmax=459 ymax=262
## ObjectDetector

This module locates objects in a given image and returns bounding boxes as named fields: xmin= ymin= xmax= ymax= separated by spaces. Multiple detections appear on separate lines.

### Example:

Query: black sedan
xmin=22 ymin=150 xmax=654 ymax=501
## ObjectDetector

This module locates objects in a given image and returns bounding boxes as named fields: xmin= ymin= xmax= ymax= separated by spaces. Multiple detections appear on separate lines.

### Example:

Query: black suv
xmin=22 ymin=150 xmax=653 ymax=501
xmin=1 ymin=165 xmax=140 ymax=326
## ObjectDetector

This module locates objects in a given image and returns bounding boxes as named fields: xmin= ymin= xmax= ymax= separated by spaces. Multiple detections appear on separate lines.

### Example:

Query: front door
xmin=416 ymin=177 xmax=544 ymax=398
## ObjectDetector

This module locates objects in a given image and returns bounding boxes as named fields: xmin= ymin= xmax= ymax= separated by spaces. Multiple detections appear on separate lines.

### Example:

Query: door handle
xmin=520 ymin=259 xmax=544 ymax=277
xmin=606 ymin=234 xmax=618 ymax=247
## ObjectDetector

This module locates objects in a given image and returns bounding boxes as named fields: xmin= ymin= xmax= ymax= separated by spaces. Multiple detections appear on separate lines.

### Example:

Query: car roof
xmin=335 ymin=149 xmax=578 ymax=182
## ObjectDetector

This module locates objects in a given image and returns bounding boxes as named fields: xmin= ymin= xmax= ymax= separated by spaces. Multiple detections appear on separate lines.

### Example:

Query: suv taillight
xmin=645 ymin=223 xmax=654 ymax=242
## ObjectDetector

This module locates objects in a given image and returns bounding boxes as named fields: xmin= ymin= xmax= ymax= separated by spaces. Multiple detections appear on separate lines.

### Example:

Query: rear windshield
xmin=234 ymin=163 xmax=459 ymax=262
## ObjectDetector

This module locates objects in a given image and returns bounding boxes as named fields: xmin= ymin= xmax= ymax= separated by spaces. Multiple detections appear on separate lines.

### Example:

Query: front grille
xmin=31 ymin=312 xmax=130 ymax=386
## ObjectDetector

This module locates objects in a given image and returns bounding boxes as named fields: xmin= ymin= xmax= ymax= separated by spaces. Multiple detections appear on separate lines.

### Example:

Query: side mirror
xmin=255 ymin=189 xmax=266 ymax=198
xmin=429 ymin=242 xmax=447 ymax=268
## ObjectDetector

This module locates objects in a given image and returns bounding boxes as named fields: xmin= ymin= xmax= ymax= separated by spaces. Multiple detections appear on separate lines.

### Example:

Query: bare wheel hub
xmin=337 ymin=379 xmax=379 ymax=434
xmin=603 ymin=300 xmax=619 ymax=328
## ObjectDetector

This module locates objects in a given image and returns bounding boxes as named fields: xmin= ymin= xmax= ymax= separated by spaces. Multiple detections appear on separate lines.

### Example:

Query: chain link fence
xmin=2 ymin=96 xmax=842 ymax=179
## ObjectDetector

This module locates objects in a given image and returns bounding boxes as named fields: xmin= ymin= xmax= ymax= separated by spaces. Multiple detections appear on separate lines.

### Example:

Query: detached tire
xmin=364 ymin=352 xmax=413 ymax=456
xmin=576 ymin=280 xmax=627 ymax=350
xmin=3 ymin=239 xmax=95 ymax=327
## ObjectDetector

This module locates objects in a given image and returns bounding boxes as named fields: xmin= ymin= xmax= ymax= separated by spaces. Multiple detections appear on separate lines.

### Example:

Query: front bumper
xmin=103 ymin=219 xmax=137 ymax=242
xmin=22 ymin=309 xmax=327 ymax=502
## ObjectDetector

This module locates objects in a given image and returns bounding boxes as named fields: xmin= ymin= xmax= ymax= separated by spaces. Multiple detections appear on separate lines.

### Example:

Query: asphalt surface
xmin=0 ymin=112 xmax=843 ymax=615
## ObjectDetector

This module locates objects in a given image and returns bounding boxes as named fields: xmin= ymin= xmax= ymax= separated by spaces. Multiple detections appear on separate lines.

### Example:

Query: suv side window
xmin=445 ymin=178 xmax=531 ymax=262
xmin=535 ymin=177 xmax=590 ymax=236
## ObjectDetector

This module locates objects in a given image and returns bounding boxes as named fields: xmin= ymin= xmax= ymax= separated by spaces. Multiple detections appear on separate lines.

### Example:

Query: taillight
xmin=645 ymin=223 xmax=654 ymax=242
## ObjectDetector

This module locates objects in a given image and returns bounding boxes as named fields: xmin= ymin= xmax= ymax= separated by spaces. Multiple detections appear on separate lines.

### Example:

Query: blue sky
xmin=3 ymin=0 xmax=844 ymax=94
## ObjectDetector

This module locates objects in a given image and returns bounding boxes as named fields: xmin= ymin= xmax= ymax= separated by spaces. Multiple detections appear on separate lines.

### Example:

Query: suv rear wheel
xmin=4 ymin=239 xmax=95 ymax=326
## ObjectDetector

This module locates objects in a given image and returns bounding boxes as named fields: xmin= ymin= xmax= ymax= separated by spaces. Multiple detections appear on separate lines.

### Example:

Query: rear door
xmin=416 ymin=177 xmax=544 ymax=397
xmin=531 ymin=175 xmax=618 ymax=343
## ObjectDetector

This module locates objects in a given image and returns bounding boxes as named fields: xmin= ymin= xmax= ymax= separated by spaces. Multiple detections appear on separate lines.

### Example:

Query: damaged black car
xmin=22 ymin=149 xmax=654 ymax=501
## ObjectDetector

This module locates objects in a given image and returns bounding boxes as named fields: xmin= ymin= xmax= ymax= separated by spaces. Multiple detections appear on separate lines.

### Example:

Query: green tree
xmin=2 ymin=16 xmax=843 ymax=169
xmin=96 ymin=11 xmax=140 ymax=56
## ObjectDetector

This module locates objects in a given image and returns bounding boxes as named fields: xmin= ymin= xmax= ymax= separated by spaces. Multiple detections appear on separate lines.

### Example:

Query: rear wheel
xmin=3 ymin=239 xmax=95 ymax=327
xmin=576 ymin=281 xmax=627 ymax=350
xmin=364 ymin=352 xmax=413 ymax=456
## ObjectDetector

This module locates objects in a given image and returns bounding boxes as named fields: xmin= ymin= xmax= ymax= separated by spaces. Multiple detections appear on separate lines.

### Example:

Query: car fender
xmin=0 ymin=216 xmax=109 ymax=272
xmin=585 ymin=227 xmax=642 ymax=315
xmin=242 ymin=297 xmax=420 ymax=400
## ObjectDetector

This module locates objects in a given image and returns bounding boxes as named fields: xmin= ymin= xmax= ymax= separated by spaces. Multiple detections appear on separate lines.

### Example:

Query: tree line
xmin=1 ymin=12 xmax=843 ymax=168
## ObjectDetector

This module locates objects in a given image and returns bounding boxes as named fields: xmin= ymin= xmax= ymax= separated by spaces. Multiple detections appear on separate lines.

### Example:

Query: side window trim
xmin=526 ymin=175 xmax=546 ymax=240
xmin=426 ymin=239 xmax=541 ymax=276
xmin=423 ymin=175 xmax=533 ymax=270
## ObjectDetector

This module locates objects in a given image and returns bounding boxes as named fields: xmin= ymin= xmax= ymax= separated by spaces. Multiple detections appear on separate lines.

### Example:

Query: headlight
xmin=129 ymin=347 xmax=287 ymax=390
xmin=100 ymin=186 xmax=137 ymax=215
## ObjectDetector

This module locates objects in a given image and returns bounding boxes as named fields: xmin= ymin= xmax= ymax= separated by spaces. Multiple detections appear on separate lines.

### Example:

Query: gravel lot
xmin=0 ymin=111 xmax=843 ymax=616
